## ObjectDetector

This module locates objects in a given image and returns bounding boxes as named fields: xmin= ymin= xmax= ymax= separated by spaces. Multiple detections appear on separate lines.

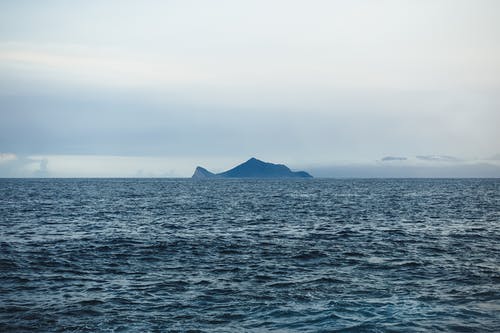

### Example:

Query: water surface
xmin=1 ymin=179 xmax=499 ymax=332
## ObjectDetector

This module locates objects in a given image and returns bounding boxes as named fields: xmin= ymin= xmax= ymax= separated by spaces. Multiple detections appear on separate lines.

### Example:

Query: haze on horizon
xmin=1 ymin=0 xmax=499 ymax=177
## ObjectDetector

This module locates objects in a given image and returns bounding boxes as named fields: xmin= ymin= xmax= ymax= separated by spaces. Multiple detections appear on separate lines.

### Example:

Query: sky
xmin=1 ymin=0 xmax=499 ymax=177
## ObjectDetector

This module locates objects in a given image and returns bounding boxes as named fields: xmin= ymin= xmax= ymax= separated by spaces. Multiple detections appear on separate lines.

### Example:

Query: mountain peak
xmin=192 ymin=166 xmax=216 ymax=179
xmin=246 ymin=157 xmax=264 ymax=164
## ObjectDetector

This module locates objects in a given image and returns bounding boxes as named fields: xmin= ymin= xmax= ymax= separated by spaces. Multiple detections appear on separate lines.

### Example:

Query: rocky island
xmin=192 ymin=157 xmax=313 ymax=179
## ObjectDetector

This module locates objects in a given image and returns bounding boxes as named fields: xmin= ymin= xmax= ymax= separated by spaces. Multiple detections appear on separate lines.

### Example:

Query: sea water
xmin=0 ymin=178 xmax=499 ymax=332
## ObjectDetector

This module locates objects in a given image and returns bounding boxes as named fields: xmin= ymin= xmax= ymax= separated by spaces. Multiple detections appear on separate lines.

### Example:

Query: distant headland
xmin=192 ymin=157 xmax=313 ymax=179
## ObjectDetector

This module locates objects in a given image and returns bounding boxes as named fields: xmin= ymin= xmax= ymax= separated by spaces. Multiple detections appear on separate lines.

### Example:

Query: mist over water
xmin=1 ymin=179 xmax=499 ymax=332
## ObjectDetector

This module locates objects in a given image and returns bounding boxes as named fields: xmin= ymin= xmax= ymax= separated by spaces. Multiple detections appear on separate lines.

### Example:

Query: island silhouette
xmin=192 ymin=157 xmax=313 ymax=179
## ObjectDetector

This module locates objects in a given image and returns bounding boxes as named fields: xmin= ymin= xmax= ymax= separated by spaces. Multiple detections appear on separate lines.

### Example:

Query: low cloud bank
xmin=0 ymin=153 xmax=17 ymax=164
xmin=307 ymin=154 xmax=500 ymax=177
xmin=309 ymin=163 xmax=500 ymax=178
xmin=381 ymin=156 xmax=407 ymax=162
xmin=1 ymin=153 xmax=500 ymax=178
xmin=416 ymin=155 xmax=460 ymax=162
xmin=0 ymin=153 xmax=48 ymax=177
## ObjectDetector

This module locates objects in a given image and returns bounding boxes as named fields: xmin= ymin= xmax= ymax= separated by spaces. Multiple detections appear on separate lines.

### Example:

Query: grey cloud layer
xmin=1 ymin=1 xmax=500 ymax=176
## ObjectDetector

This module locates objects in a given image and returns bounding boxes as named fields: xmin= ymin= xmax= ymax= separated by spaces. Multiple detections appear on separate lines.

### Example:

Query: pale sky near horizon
xmin=1 ymin=0 xmax=499 ymax=177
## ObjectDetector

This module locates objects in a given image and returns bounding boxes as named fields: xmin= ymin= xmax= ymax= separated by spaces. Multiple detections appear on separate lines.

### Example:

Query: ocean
xmin=1 ymin=178 xmax=499 ymax=332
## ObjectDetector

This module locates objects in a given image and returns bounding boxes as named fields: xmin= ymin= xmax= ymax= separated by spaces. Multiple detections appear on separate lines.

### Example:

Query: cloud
xmin=1 ymin=2 xmax=500 ymax=170
xmin=0 ymin=44 xmax=206 ymax=89
xmin=486 ymin=153 xmax=500 ymax=161
xmin=381 ymin=156 xmax=407 ymax=162
xmin=0 ymin=153 xmax=17 ymax=164
xmin=416 ymin=155 xmax=460 ymax=162
xmin=33 ymin=158 xmax=49 ymax=177
xmin=0 ymin=154 xmax=45 ymax=177
xmin=2 ymin=0 xmax=500 ymax=93
xmin=308 ymin=162 xmax=500 ymax=178
xmin=6 ymin=155 xmax=252 ymax=178
xmin=1 ymin=153 xmax=500 ymax=178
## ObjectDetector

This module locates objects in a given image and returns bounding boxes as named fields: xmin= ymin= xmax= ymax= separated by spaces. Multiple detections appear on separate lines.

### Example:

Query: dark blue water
xmin=1 ymin=179 xmax=499 ymax=332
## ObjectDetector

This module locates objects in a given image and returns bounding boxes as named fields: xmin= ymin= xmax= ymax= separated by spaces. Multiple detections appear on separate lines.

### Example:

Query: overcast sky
xmin=1 ymin=0 xmax=499 ymax=177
